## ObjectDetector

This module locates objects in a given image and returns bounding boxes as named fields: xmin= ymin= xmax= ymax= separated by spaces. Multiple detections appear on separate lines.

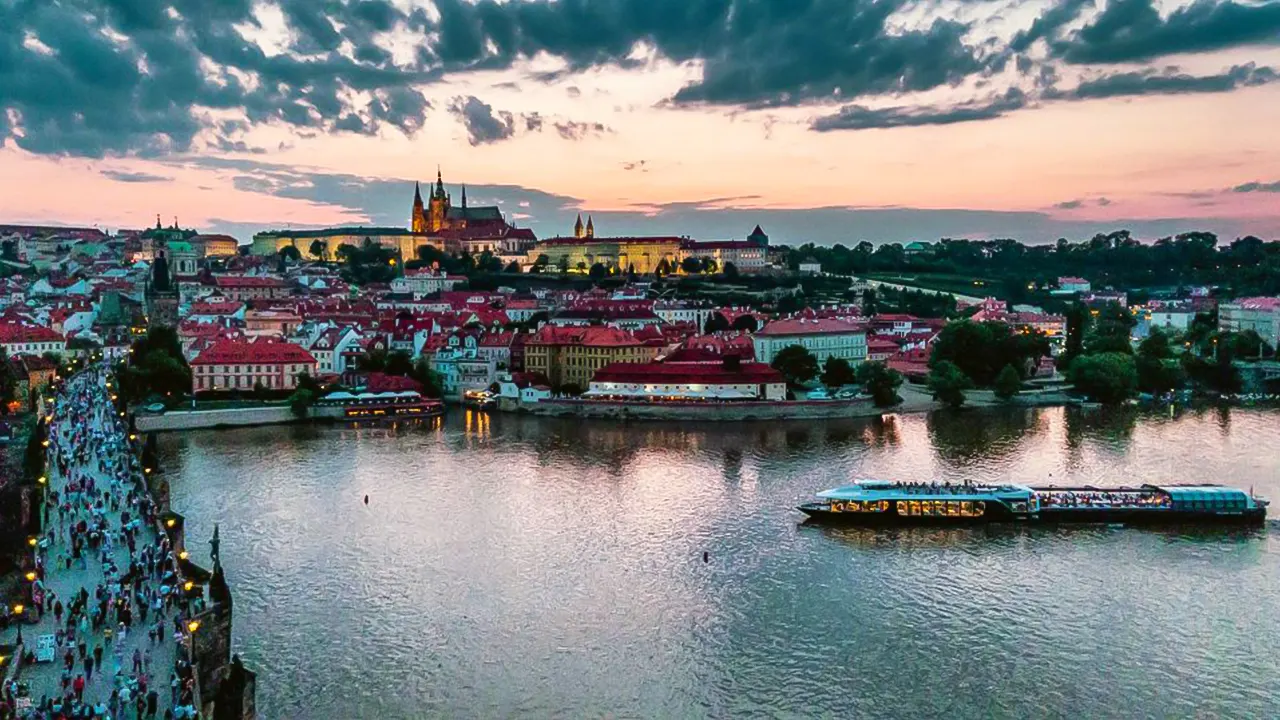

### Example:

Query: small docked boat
xmin=798 ymin=480 xmax=1268 ymax=526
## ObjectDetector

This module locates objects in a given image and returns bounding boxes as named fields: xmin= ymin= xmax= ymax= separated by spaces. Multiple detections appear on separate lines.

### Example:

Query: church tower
xmin=411 ymin=182 xmax=426 ymax=233
xmin=585 ymin=215 xmax=594 ymax=238
xmin=428 ymin=169 xmax=450 ymax=232
xmin=573 ymin=213 xmax=585 ymax=239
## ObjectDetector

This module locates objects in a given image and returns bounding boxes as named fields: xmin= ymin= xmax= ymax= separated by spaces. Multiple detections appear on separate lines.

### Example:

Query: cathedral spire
xmin=435 ymin=167 xmax=445 ymax=199
xmin=461 ymin=184 xmax=467 ymax=210
xmin=155 ymin=214 xmax=162 ymax=230
xmin=585 ymin=215 xmax=594 ymax=238
xmin=573 ymin=213 xmax=584 ymax=239
xmin=413 ymin=181 xmax=423 ymax=205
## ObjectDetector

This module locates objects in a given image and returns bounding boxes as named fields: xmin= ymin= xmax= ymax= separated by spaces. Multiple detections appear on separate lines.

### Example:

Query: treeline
xmin=783 ymin=231 xmax=1280 ymax=297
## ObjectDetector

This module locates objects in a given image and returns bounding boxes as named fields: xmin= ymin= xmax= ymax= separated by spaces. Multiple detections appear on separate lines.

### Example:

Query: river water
xmin=158 ymin=406 xmax=1280 ymax=719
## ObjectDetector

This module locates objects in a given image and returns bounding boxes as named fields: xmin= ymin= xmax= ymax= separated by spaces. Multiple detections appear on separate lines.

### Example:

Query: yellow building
xmin=530 ymin=236 xmax=684 ymax=275
xmin=250 ymin=227 xmax=441 ymax=259
xmin=525 ymin=325 xmax=658 ymax=389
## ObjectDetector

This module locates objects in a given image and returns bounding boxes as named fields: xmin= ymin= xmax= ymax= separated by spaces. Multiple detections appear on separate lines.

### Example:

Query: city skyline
xmin=1 ymin=0 xmax=1279 ymax=244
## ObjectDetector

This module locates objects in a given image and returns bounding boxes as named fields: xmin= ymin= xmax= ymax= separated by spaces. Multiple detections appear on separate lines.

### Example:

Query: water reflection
xmin=158 ymin=405 xmax=1280 ymax=719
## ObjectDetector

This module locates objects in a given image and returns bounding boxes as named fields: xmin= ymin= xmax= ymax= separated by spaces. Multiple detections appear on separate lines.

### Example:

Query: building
xmin=1219 ymin=297 xmax=1280 ymax=348
xmin=430 ymin=335 xmax=498 ymax=398
xmin=798 ymin=258 xmax=822 ymax=274
xmin=585 ymin=354 xmax=786 ymax=402
xmin=190 ymin=234 xmax=240 ymax=257
xmin=390 ymin=268 xmax=466 ymax=296
xmin=0 ymin=324 xmax=64 ymax=356
xmin=190 ymin=339 xmax=317 ymax=392
xmin=145 ymin=249 xmax=180 ymax=328
xmin=525 ymin=325 xmax=658 ymax=389
xmin=531 ymin=235 xmax=684 ymax=276
xmin=251 ymin=227 xmax=439 ymax=259
xmin=1057 ymin=276 xmax=1091 ymax=293
xmin=680 ymin=240 xmax=768 ymax=273
xmin=244 ymin=309 xmax=302 ymax=337
xmin=412 ymin=173 xmax=537 ymax=254
xmin=211 ymin=276 xmax=293 ymax=302
xmin=1146 ymin=301 xmax=1197 ymax=334
xmin=752 ymin=317 xmax=868 ymax=367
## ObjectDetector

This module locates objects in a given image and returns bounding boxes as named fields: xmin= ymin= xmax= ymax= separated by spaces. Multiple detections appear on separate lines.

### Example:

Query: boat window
xmin=946 ymin=501 xmax=959 ymax=517
xmin=897 ymin=501 xmax=909 ymax=516
xmin=973 ymin=501 xmax=986 ymax=516
xmin=909 ymin=501 xmax=920 ymax=516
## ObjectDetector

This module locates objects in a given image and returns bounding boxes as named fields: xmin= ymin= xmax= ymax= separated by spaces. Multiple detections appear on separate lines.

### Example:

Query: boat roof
xmin=1155 ymin=485 xmax=1250 ymax=501
xmin=817 ymin=479 xmax=1033 ymax=501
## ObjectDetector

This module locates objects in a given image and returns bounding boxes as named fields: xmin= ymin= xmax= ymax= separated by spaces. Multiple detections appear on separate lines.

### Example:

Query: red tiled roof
xmin=213 ymin=276 xmax=290 ymax=288
xmin=189 ymin=301 xmax=244 ymax=314
xmin=191 ymin=339 xmax=316 ymax=365
xmin=0 ymin=324 xmax=63 ymax=343
xmin=594 ymin=361 xmax=783 ymax=385
xmin=756 ymin=317 xmax=866 ymax=337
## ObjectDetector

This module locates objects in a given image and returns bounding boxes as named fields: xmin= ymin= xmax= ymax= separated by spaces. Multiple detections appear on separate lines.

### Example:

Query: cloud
xmin=1062 ymin=63 xmax=1279 ymax=99
xmin=1232 ymin=180 xmax=1280 ymax=193
xmin=448 ymin=96 xmax=517 ymax=145
xmin=812 ymin=88 xmax=1028 ymax=131
xmin=552 ymin=120 xmax=610 ymax=141
xmin=622 ymin=160 xmax=648 ymax=172
xmin=100 ymin=170 xmax=171 ymax=183
xmin=1055 ymin=0 xmax=1280 ymax=64
xmin=812 ymin=62 xmax=1278 ymax=132
xmin=1055 ymin=199 xmax=1084 ymax=210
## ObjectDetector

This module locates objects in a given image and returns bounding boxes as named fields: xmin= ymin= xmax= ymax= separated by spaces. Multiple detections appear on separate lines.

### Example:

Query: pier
xmin=1 ymin=367 xmax=255 ymax=719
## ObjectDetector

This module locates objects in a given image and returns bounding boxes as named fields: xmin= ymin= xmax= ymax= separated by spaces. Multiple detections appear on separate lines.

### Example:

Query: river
xmin=158 ymin=405 xmax=1280 ymax=719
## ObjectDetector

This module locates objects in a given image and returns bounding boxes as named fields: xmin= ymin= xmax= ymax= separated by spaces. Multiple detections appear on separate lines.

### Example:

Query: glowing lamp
xmin=25 ymin=572 xmax=37 ymax=582
xmin=129 ymin=434 xmax=137 ymax=441
xmin=187 ymin=620 xmax=200 ymax=633
xmin=37 ymin=476 xmax=46 ymax=485
xmin=178 ymin=550 xmax=189 ymax=560
xmin=12 ymin=604 xmax=23 ymax=615
xmin=41 ymin=440 xmax=49 ymax=448
xmin=183 ymin=580 xmax=194 ymax=592
xmin=27 ymin=537 xmax=37 ymax=547
xmin=165 ymin=518 xmax=175 ymax=528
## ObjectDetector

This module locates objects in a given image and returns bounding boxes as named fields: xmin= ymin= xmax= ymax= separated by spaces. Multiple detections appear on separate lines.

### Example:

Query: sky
xmin=1 ymin=0 xmax=1279 ymax=246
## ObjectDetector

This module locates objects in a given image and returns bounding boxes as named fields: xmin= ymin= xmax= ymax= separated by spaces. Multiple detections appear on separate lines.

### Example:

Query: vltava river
xmin=159 ymin=406 xmax=1280 ymax=719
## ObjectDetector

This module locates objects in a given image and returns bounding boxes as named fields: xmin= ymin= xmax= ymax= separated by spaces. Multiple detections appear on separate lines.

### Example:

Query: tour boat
xmin=798 ymin=480 xmax=1268 ymax=526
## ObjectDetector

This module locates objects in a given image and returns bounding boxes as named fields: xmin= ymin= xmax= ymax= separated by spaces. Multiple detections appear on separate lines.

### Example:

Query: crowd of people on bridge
xmin=1 ymin=367 xmax=202 ymax=720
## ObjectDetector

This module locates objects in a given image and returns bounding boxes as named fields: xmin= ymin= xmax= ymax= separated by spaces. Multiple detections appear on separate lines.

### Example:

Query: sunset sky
xmin=1 ymin=0 xmax=1278 ymax=245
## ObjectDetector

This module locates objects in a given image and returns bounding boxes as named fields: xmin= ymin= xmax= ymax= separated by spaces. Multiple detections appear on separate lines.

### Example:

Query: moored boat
xmin=798 ymin=480 xmax=1268 ymax=526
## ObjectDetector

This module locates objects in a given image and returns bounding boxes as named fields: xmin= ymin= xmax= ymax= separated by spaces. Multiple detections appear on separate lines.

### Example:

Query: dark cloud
xmin=1061 ymin=63 xmax=1279 ymax=99
xmin=1232 ymin=181 xmax=1280 ymax=193
xmin=1097 ymin=197 xmax=1112 ymax=206
xmin=622 ymin=160 xmax=648 ymax=172
xmin=448 ymin=96 xmax=517 ymax=145
xmin=553 ymin=120 xmax=610 ymax=140
xmin=1010 ymin=0 xmax=1093 ymax=53
xmin=1055 ymin=199 xmax=1084 ymax=210
xmin=100 ymin=170 xmax=171 ymax=183
xmin=1056 ymin=0 xmax=1280 ymax=64
xmin=812 ymin=88 xmax=1027 ymax=131
xmin=0 ymin=0 xmax=432 ymax=157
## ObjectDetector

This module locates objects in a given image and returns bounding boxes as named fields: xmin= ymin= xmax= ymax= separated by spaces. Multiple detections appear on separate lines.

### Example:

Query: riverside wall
xmin=523 ymin=398 xmax=886 ymax=421
xmin=136 ymin=405 xmax=346 ymax=432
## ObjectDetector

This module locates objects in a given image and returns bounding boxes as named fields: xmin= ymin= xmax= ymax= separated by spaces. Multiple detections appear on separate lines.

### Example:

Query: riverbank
xmin=512 ymin=383 xmax=1075 ymax=421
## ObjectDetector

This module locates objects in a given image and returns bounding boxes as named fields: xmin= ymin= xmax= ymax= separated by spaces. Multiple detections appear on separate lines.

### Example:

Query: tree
xmin=723 ymin=262 xmax=739 ymax=280
xmin=930 ymin=320 xmax=1048 ymax=387
xmin=820 ymin=356 xmax=857 ymax=388
xmin=0 ymin=239 xmax=17 ymax=261
xmin=252 ymin=380 xmax=269 ymax=400
xmin=0 ymin=348 xmax=14 ymax=407
xmin=680 ymin=256 xmax=704 ymax=274
xmin=993 ymin=364 xmax=1022 ymax=400
xmin=576 ymin=261 xmax=588 ymax=273
xmin=278 ymin=245 xmax=301 ymax=264
xmin=855 ymin=361 xmax=903 ymax=407
xmin=1060 ymin=303 xmax=1088 ymax=368
xmin=589 ymin=262 xmax=608 ymax=281
xmin=861 ymin=288 xmax=878 ymax=315
xmin=927 ymin=360 xmax=971 ymax=408
xmin=1136 ymin=328 xmax=1185 ymax=394
xmin=1068 ymin=352 xmax=1137 ymax=404
xmin=771 ymin=345 xmax=819 ymax=386
xmin=655 ymin=258 xmax=672 ymax=277
xmin=408 ymin=357 xmax=443 ymax=398
xmin=384 ymin=350 xmax=414 ymax=377
xmin=288 ymin=389 xmax=315 ymax=418
xmin=730 ymin=314 xmax=759 ymax=332
xmin=703 ymin=313 xmax=730 ymax=334
xmin=701 ymin=257 xmax=718 ymax=274
xmin=504 ymin=261 xmax=522 ymax=274
xmin=308 ymin=239 xmax=327 ymax=261
xmin=1085 ymin=302 xmax=1135 ymax=355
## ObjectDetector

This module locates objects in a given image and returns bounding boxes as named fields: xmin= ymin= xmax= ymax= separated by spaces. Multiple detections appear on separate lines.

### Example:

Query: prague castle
xmin=251 ymin=170 xmax=535 ymax=258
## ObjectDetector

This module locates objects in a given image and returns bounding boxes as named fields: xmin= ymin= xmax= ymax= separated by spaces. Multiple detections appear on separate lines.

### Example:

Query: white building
xmin=431 ymin=336 xmax=497 ymax=398
xmin=1219 ymin=297 xmax=1280 ymax=348
xmin=654 ymin=301 xmax=715 ymax=329
xmin=751 ymin=317 xmax=867 ymax=367
xmin=390 ymin=269 xmax=465 ymax=296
